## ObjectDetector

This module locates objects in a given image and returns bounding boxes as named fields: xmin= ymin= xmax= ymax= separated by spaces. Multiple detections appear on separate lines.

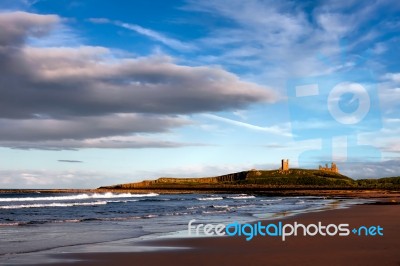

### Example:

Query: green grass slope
xmin=240 ymin=169 xmax=354 ymax=187
xmin=356 ymin=176 xmax=400 ymax=189
xmin=100 ymin=169 xmax=358 ymax=189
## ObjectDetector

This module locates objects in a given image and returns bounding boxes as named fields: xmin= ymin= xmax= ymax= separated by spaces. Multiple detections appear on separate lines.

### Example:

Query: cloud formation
xmin=0 ymin=11 xmax=58 ymax=46
xmin=0 ymin=114 xmax=189 ymax=141
xmin=185 ymin=0 xmax=397 ymax=81
xmin=0 ymin=136 xmax=202 ymax=150
xmin=340 ymin=159 xmax=400 ymax=179
xmin=202 ymin=114 xmax=292 ymax=136
xmin=116 ymin=21 xmax=195 ymax=52
xmin=88 ymin=18 xmax=196 ymax=51
xmin=0 ymin=11 xmax=276 ymax=149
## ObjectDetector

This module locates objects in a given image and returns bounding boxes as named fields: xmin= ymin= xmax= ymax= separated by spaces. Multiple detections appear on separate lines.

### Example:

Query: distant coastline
xmin=2 ymin=168 xmax=399 ymax=198
xmin=98 ymin=168 xmax=400 ymax=193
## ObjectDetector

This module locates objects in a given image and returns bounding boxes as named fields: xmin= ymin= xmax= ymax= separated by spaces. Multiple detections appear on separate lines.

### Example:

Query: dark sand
xmin=50 ymin=199 xmax=400 ymax=266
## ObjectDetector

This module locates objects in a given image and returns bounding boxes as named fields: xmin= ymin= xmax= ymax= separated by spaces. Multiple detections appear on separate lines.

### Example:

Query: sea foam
xmin=0 ymin=192 xmax=159 ymax=202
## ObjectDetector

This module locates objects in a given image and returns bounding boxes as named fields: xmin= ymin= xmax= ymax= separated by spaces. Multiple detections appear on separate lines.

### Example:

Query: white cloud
xmin=89 ymin=17 xmax=196 ymax=51
xmin=0 ymin=114 xmax=190 ymax=141
xmin=0 ymin=11 xmax=278 ymax=150
xmin=115 ymin=21 xmax=195 ymax=52
xmin=184 ymin=0 xmax=396 ymax=87
xmin=202 ymin=114 xmax=292 ymax=137
xmin=340 ymin=159 xmax=400 ymax=179
xmin=0 ymin=135 xmax=204 ymax=150
xmin=382 ymin=72 xmax=400 ymax=83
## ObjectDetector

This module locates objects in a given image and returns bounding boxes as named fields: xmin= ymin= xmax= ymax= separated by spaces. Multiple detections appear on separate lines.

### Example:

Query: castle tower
xmin=281 ymin=159 xmax=289 ymax=171
xmin=318 ymin=162 xmax=339 ymax=173
xmin=331 ymin=162 xmax=338 ymax=173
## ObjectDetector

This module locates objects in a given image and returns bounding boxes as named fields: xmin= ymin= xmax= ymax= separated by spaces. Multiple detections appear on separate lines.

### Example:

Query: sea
xmin=0 ymin=192 xmax=367 ymax=261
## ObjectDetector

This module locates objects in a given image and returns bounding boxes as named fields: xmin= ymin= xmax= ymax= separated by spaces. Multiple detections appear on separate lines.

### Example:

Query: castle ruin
xmin=278 ymin=159 xmax=339 ymax=173
xmin=319 ymin=162 xmax=339 ymax=173
xmin=281 ymin=159 xmax=289 ymax=171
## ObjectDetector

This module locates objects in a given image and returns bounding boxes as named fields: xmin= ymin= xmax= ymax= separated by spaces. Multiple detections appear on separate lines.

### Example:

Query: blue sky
xmin=0 ymin=0 xmax=399 ymax=188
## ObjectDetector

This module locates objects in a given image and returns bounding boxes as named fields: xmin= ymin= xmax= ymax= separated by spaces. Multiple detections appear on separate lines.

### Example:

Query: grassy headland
xmin=99 ymin=169 xmax=400 ymax=192
xmin=2 ymin=169 xmax=398 ymax=196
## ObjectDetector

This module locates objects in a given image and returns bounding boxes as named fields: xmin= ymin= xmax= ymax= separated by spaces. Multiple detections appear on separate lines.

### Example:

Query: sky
xmin=0 ymin=0 xmax=399 ymax=188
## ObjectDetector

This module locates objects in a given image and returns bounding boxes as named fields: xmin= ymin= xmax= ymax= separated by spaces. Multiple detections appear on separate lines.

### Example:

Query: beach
xmin=1 ymin=1 xmax=399 ymax=266
xmin=50 ymin=199 xmax=400 ymax=266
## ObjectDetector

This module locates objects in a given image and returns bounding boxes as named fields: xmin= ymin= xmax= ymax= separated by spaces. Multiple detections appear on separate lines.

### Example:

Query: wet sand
xmin=51 ymin=199 xmax=400 ymax=266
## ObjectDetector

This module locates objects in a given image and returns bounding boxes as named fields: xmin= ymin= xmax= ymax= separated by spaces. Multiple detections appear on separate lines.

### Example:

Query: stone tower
xmin=331 ymin=162 xmax=338 ymax=173
xmin=319 ymin=162 xmax=339 ymax=173
xmin=281 ymin=159 xmax=289 ymax=171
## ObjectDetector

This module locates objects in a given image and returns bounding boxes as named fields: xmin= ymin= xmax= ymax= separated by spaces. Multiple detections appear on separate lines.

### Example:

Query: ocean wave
xmin=197 ymin=197 xmax=223 ymax=201
xmin=164 ymin=211 xmax=190 ymax=216
xmin=107 ymin=199 xmax=139 ymax=203
xmin=137 ymin=198 xmax=170 ymax=202
xmin=143 ymin=214 xmax=158 ymax=218
xmin=0 ymin=192 xmax=159 ymax=202
xmin=0 ymin=201 xmax=108 ymax=209
xmin=79 ymin=216 xmax=143 ymax=222
xmin=260 ymin=198 xmax=282 ymax=202
xmin=186 ymin=206 xmax=206 ymax=210
xmin=235 ymin=204 xmax=256 ymax=209
xmin=202 ymin=210 xmax=227 ymax=214
xmin=53 ymin=219 xmax=81 ymax=223
xmin=228 ymin=195 xmax=255 ymax=199
xmin=212 ymin=205 xmax=229 ymax=208
xmin=15 ymin=214 xmax=152 ymax=226
xmin=0 ymin=222 xmax=21 ymax=226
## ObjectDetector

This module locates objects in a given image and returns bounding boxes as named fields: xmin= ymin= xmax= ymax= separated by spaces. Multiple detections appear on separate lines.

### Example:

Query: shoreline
xmin=49 ymin=198 xmax=400 ymax=266
xmin=1 ymin=189 xmax=399 ymax=199
xmin=1 ymin=196 xmax=397 ymax=265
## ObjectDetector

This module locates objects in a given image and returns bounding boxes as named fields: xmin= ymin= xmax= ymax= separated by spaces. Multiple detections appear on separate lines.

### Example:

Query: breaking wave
xmin=0 ymin=201 xmax=108 ymax=209
xmin=228 ymin=195 xmax=255 ymax=199
xmin=0 ymin=192 xmax=159 ymax=202
xmin=197 ymin=197 xmax=223 ymax=201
